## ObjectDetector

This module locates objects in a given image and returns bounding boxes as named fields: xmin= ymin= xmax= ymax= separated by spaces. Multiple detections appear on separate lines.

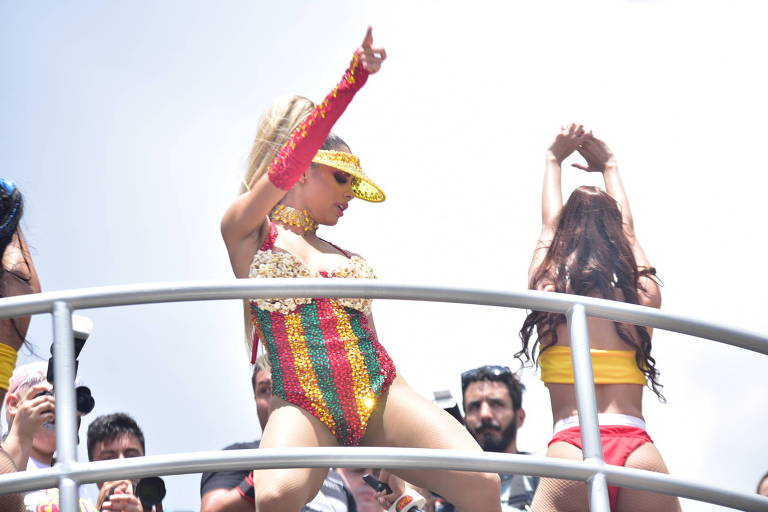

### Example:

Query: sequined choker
xmin=269 ymin=204 xmax=318 ymax=233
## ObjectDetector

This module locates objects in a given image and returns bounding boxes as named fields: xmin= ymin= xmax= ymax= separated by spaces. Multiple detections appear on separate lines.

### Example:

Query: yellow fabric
xmin=0 ymin=343 xmax=18 ymax=391
xmin=539 ymin=345 xmax=646 ymax=385
xmin=312 ymin=149 xmax=386 ymax=202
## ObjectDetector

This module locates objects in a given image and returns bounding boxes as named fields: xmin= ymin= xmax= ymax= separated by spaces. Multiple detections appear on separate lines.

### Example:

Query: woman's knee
xmin=474 ymin=471 xmax=501 ymax=494
xmin=254 ymin=470 xmax=315 ymax=512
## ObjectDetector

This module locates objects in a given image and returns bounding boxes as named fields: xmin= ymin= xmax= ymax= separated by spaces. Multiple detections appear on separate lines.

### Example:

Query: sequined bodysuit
xmin=249 ymin=222 xmax=396 ymax=446
xmin=247 ymin=52 xmax=396 ymax=446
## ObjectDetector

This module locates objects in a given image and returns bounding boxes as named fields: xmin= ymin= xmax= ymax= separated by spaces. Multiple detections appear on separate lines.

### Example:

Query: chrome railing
xmin=0 ymin=279 xmax=766 ymax=512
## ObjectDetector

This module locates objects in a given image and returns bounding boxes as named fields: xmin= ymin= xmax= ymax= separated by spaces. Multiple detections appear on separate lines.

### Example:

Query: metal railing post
xmin=567 ymin=303 xmax=610 ymax=512
xmin=52 ymin=301 xmax=79 ymax=512
xmin=0 ymin=280 xmax=766 ymax=510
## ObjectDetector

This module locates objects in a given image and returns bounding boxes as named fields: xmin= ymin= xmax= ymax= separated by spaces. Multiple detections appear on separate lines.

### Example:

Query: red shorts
xmin=549 ymin=425 xmax=653 ymax=511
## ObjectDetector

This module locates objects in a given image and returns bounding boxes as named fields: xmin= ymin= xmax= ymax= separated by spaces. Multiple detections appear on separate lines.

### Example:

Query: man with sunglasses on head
xmin=460 ymin=365 xmax=538 ymax=512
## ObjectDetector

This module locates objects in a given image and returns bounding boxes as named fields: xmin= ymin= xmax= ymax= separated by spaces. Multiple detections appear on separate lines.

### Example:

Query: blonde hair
xmin=241 ymin=95 xmax=315 ymax=357
xmin=240 ymin=95 xmax=316 ymax=194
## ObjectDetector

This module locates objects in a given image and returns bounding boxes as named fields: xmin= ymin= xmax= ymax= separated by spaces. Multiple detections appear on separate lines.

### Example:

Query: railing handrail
xmin=1 ymin=448 xmax=767 ymax=511
xmin=1 ymin=279 xmax=766 ymax=511
xmin=0 ymin=278 xmax=766 ymax=354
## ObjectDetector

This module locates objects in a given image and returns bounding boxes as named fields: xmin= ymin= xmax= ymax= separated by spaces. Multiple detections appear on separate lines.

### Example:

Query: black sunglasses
xmin=461 ymin=365 xmax=513 ymax=391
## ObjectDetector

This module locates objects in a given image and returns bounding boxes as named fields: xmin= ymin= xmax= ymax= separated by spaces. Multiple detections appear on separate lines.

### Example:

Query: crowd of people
xmin=0 ymin=27 xmax=766 ymax=512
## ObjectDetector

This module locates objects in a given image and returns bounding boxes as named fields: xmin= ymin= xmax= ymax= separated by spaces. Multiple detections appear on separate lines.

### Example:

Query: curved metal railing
xmin=0 ymin=279 xmax=766 ymax=512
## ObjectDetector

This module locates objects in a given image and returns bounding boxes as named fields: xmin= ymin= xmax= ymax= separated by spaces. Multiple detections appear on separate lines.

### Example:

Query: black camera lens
xmin=76 ymin=386 xmax=95 ymax=414
xmin=32 ymin=388 xmax=94 ymax=415
xmin=136 ymin=477 xmax=166 ymax=508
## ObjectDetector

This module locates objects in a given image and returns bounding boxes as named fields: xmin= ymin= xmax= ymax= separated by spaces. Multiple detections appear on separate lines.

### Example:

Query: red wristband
xmin=236 ymin=473 xmax=255 ymax=504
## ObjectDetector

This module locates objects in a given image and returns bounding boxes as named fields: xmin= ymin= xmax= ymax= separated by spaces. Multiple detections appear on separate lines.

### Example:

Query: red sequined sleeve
xmin=267 ymin=52 xmax=369 ymax=190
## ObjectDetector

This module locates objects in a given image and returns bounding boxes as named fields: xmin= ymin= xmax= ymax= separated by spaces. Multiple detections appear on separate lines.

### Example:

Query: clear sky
xmin=2 ymin=1 xmax=767 ymax=510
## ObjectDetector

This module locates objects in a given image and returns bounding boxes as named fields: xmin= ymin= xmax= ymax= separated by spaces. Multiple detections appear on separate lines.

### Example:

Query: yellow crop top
xmin=539 ymin=345 xmax=646 ymax=385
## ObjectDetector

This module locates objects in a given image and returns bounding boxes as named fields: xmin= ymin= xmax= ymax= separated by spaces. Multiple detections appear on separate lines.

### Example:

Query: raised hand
xmin=359 ymin=27 xmax=386 ymax=74
xmin=572 ymin=131 xmax=616 ymax=173
xmin=11 ymin=382 xmax=55 ymax=442
xmin=548 ymin=123 xmax=586 ymax=164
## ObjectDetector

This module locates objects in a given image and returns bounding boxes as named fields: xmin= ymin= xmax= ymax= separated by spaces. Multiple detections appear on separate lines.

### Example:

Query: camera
xmin=362 ymin=474 xmax=426 ymax=512
xmin=136 ymin=477 xmax=166 ymax=508
xmin=34 ymin=387 xmax=95 ymax=415
xmin=106 ymin=477 xmax=166 ymax=508
xmin=37 ymin=315 xmax=96 ymax=414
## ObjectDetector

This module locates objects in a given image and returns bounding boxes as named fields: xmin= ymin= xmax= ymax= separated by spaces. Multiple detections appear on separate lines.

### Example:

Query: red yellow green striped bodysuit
xmin=249 ymin=222 xmax=396 ymax=446
xmin=247 ymin=51 xmax=396 ymax=446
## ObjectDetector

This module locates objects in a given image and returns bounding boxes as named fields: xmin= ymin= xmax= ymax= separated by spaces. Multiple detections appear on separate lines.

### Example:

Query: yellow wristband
xmin=0 ymin=343 xmax=19 ymax=391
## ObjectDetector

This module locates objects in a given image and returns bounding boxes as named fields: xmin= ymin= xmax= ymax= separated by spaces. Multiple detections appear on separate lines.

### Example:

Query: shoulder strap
xmin=319 ymin=237 xmax=352 ymax=258
xmin=259 ymin=220 xmax=278 ymax=251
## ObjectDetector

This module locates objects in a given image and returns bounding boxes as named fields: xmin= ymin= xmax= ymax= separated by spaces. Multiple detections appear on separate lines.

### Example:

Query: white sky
xmin=2 ymin=1 xmax=767 ymax=510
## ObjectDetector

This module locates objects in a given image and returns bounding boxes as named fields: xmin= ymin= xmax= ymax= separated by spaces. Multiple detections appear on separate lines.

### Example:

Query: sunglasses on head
xmin=461 ymin=365 xmax=513 ymax=391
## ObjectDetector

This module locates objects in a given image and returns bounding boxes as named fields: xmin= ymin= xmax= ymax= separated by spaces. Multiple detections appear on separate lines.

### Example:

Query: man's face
xmin=254 ymin=369 xmax=273 ymax=430
xmin=463 ymin=380 xmax=523 ymax=453
xmin=90 ymin=433 xmax=145 ymax=489
xmin=337 ymin=467 xmax=382 ymax=512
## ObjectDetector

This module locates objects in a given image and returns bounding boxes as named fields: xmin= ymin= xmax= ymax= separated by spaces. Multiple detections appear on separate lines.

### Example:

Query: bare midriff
xmin=544 ymin=319 xmax=646 ymax=425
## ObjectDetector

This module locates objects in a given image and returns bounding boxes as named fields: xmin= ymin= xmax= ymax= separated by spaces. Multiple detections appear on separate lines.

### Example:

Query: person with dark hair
xmin=0 ymin=178 xmax=40 ymax=511
xmin=460 ymin=365 xmax=537 ymax=511
xmin=220 ymin=28 xmax=500 ymax=512
xmin=518 ymin=125 xmax=679 ymax=512
xmin=3 ymin=362 xmax=97 ymax=511
xmin=200 ymin=355 xmax=355 ymax=512
xmin=87 ymin=413 xmax=156 ymax=512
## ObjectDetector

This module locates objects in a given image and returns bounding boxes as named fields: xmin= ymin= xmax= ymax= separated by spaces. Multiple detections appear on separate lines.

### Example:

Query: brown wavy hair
xmin=517 ymin=186 xmax=664 ymax=399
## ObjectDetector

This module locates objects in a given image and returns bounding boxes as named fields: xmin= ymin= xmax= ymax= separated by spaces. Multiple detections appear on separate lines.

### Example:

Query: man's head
xmin=252 ymin=355 xmax=272 ymax=430
xmin=87 ymin=413 xmax=145 ymax=474
xmin=461 ymin=365 xmax=526 ymax=453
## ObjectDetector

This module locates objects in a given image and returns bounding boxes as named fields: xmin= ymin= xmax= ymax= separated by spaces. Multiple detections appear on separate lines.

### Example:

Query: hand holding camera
xmin=97 ymin=480 xmax=143 ymax=512
xmin=97 ymin=477 xmax=165 ymax=512
xmin=363 ymin=472 xmax=426 ymax=512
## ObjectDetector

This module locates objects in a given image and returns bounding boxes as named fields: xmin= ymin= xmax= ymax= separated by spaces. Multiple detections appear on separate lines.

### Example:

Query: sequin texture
xmin=249 ymin=222 xmax=396 ymax=446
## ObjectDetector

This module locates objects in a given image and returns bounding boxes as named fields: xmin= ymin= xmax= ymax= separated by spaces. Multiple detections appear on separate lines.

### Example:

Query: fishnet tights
xmin=532 ymin=442 xmax=682 ymax=512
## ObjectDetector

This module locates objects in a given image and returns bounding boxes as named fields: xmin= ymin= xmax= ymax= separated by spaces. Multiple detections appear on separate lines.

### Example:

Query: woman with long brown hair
xmin=220 ymin=29 xmax=501 ymax=512
xmin=518 ymin=125 xmax=680 ymax=512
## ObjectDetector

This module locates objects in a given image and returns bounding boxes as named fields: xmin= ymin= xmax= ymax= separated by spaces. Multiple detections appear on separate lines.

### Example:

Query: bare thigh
xmin=252 ymin=397 xmax=338 ymax=512
xmin=363 ymin=375 xmax=501 ymax=512
xmin=531 ymin=441 xmax=682 ymax=512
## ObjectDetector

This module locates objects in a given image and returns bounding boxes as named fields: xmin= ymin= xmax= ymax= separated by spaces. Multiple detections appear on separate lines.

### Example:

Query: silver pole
xmin=2 ymin=448 xmax=767 ymax=511
xmin=567 ymin=304 xmax=610 ymax=512
xmin=52 ymin=301 xmax=79 ymax=512
xmin=1 ymin=280 xmax=767 ymax=355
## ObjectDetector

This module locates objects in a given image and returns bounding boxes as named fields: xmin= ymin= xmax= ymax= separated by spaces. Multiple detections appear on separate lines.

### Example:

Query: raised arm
xmin=528 ymin=124 xmax=584 ymax=285
xmin=572 ymin=134 xmax=636 ymax=234
xmin=573 ymin=133 xmax=660 ymax=307
xmin=220 ymin=29 xmax=385 ymax=266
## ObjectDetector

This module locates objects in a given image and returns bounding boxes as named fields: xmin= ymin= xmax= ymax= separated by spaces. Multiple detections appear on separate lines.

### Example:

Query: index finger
xmin=361 ymin=26 xmax=373 ymax=50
